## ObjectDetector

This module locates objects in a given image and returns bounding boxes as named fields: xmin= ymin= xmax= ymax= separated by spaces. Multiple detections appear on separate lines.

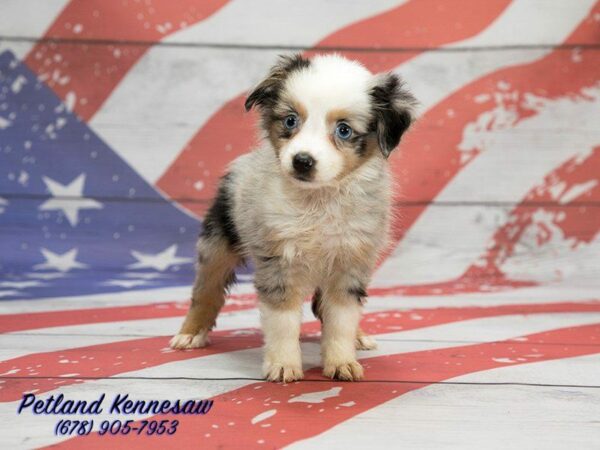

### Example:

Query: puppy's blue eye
xmin=284 ymin=114 xmax=298 ymax=130
xmin=335 ymin=122 xmax=353 ymax=140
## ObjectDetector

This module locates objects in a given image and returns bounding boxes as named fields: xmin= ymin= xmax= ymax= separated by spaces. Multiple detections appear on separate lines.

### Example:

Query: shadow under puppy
xmin=171 ymin=54 xmax=416 ymax=382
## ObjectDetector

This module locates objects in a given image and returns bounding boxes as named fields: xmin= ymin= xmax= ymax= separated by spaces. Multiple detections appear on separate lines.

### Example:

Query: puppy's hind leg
xmin=355 ymin=328 xmax=378 ymax=351
xmin=312 ymin=289 xmax=377 ymax=351
xmin=170 ymin=234 xmax=240 ymax=349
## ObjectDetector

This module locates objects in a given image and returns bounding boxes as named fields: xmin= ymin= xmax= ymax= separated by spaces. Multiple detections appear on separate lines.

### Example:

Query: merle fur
xmin=311 ymin=284 xmax=366 ymax=322
xmin=201 ymin=173 xmax=241 ymax=249
xmin=348 ymin=285 xmax=368 ymax=304
xmin=346 ymin=132 xmax=369 ymax=157
xmin=244 ymin=54 xmax=311 ymax=112
xmin=311 ymin=288 xmax=323 ymax=322
xmin=255 ymin=282 xmax=286 ymax=297
xmin=369 ymin=73 xmax=416 ymax=157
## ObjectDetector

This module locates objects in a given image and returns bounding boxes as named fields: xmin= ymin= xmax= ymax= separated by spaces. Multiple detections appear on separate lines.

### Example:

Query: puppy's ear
xmin=370 ymin=73 xmax=417 ymax=157
xmin=245 ymin=54 xmax=311 ymax=112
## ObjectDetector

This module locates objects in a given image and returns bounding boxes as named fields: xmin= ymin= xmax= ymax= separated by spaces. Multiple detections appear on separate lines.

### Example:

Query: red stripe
xmin=0 ymin=294 xmax=256 ymax=334
xmin=367 ymin=278 xmax=535 ymax=297
xmin=365 ymin=1 xmax=600 ymax=295
xmin=0 ymin=330 xmax=262 ymax=404
xmin=156 ymin=0 xmax=512 ymax=218
xmin=386 ymin=2 xmax=600 ymax=249
xmin=465 ymin=146 xmax=600 ymax=283
xmin=368 ymin=6 xmax=600 ymax=294
xmin=24 ymin=0 xmax=229 ymax=120
xmin=2 ymin=301 xmax=598 ymax=402
xmin=51 ymin=322 xmax=600 ymax=449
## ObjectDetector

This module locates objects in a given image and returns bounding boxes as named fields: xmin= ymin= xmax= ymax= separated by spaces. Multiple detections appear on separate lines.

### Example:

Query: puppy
xmin=170 ymin=54 xmax=416 ymax=382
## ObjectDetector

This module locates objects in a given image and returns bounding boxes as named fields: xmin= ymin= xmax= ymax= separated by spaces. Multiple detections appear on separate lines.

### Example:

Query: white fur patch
xmin=260 ymin=303 xmax=303 ymax=381
xmin=280 ymin=55 xmax=374 ymax=183
xmin=321 ymin=299 xmax=363 ymax=381
xmin=169 ymin=331 xmax=210 ymax=349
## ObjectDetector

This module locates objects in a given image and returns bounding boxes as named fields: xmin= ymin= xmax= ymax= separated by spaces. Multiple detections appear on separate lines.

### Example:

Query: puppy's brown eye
xmin=284 ymin=114 xmax=299 ymax=130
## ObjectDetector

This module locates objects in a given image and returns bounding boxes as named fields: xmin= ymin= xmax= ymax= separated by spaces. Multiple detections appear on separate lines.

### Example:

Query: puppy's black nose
xmin=292 ymin=152 xmax=315 ymax=175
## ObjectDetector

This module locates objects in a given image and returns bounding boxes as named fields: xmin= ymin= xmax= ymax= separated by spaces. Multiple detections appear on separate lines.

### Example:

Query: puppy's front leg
xmin=320 ymin=282 xmax=364 ymax=381
xmin=255 ymin=262 xmax=306 ymax=382
xmin=260 ymin=301 xmax=303 ymax=382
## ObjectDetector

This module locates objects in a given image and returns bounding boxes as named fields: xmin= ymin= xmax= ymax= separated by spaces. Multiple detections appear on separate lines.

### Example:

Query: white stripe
xmin=375 ymin=83 xmax=600 ymax=286
xmin=166 ymin=0 xmax=403 ymax=47
xmin=365 ymin=288 xmax=600 ymax=310
xmin=400 ymin=0 xmax=596 ymax=114
xmin=0 ymin=282 xmax=254 ymax=314
xmin=89 ymin=0 xmax=403 ymax=184
xmin=0 ymin=0 xmax=68 ymax=57
xmin=3 ymin=312 xmax=599 ymax=447
xmin=290 ymin=353 xmax=600 ymax=450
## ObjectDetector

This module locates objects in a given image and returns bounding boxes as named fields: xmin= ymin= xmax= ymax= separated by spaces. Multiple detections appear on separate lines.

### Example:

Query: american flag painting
xmin=0 ymin=0 xmax=599 ymax=448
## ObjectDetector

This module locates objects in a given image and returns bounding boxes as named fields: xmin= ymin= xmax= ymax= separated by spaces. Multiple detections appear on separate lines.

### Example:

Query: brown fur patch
xmin=323 ymin=108 xmax=380 ymax=181
xmin=326 ymin=108 xmax=370 ymax=135
xmin=178 ymin=236 xmax=241 ymax=335
xmin=266 ymin=97 xmax=308 ymax=154
xmin=326 ymin=108 xmax=351 ymax=125
xmin=335 ymin=134 xmax=380 ymax=181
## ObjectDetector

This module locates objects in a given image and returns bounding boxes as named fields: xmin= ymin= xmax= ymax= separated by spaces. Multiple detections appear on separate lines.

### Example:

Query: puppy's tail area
xmin=311 ymin=289 xmax=378 ymax=351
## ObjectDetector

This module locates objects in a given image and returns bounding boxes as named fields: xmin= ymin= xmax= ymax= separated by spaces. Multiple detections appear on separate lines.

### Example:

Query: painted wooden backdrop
xmin=0 ymin=1 xmax=599 ymax=448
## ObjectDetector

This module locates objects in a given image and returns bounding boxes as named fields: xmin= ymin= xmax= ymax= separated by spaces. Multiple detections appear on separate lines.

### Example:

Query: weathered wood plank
xmin=1 ymin=43 xmax=597 ymax=190
xmin=292 ymin=379 xmax=600 ymax=449
xmin=1 ymin=1 xmax=598 ymax=48
xmin=2 ymin=197 xmax=599 ymax=288
xmin=2 ymin=315 xmax=600 ymax=447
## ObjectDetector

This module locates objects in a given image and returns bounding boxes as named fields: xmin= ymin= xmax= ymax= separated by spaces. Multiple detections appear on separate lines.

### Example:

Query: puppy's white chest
xmin=277 ymin=199 xmax=369 ymax=261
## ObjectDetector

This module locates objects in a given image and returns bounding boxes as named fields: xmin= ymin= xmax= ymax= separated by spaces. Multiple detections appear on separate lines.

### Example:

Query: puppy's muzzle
xmin=292 ymin=152 xmax=316 ymax=181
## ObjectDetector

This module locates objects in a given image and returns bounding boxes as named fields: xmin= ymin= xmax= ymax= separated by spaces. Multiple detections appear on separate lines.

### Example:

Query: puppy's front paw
xmin=323 ymin=360 xmax=364 ymax=381
xmin=169 ymin=331 xmax=210 ymax=349
xmin=355 ymin=333 xmax=377 ymax=351
xmin=263 ymin=360 xmax=303 ymax=383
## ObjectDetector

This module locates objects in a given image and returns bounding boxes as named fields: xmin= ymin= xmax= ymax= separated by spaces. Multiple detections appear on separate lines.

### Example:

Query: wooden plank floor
xmin=1 ymin=1 xmax=599 ymax=448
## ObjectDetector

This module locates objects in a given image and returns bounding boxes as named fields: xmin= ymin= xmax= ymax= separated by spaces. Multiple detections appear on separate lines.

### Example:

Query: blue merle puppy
xmin=171 ymin=54 xmax=416 ymax=382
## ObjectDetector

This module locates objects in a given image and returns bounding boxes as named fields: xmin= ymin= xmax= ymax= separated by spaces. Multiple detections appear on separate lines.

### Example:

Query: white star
xmin=128 ymin=244 xmax=192 ymax=272
xmin=103 ymin=279 xmax=149 ymax=289
xmin=33 ymin=248 xmax=88 ymax=272
xmin=0 ymin=197 xmax=7 ymax=214
xmin=38 ymin=174 xmax=103 ymax=226
xmin=0 ymin=280 xmax=45 ymax=289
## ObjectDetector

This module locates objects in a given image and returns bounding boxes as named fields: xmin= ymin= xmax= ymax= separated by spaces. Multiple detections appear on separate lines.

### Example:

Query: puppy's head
xmin=245 ymin=54 xmax=416 ymax=186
